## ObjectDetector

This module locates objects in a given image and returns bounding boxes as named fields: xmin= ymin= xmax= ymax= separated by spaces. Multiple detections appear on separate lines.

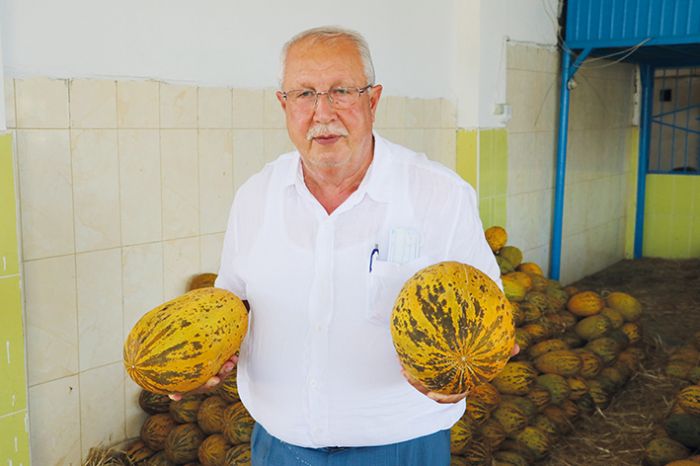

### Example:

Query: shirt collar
xmin=282 ymin=131 xmax=393 ymax=203
xmin=361 ymin=132 xmax=392 ymax=203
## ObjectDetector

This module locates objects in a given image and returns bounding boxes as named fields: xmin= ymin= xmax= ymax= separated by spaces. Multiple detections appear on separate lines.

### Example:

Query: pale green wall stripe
xmin=643 ymin=173 xmax=700 ymax=258
xmin=478 ymin=128 xmax=508 ymax=228
xmin=0 ymin=132 xmax=30 ymax=465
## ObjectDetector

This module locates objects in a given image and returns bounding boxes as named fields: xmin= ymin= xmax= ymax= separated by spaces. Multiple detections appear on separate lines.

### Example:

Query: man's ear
xmin=276 ymin=90 xmax=287 ymax=111
xmin=369 ymin=85 xmax=383 ymax=121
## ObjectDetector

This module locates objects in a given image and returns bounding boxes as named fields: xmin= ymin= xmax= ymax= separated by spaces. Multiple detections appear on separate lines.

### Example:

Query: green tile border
xmin=477 ymin=128 xmax=508 ymax=229
xmin=0 ymin=133 xmax=19 ymax=277
xmin=456 ymin=129 xmax=478 ymax=189
xmin=0 ymin=410 xmax=31 ymax=466
xmin=643 ymin=173 xmax=700 ymax=258
xmin=491 ymin=195 xmax=507 ymax=228
xmin=0 ymin=276 xmax=27 ymax=415
xmin=0 ymin=131 xmax=29 ymax=464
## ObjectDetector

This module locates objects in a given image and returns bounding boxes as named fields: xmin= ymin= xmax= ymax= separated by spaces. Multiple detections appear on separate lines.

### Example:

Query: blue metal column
xmin=549 ymin=51 xmax=573 ymax=281
xmin=634 ymin=65 xmax=654 ymax=258
xmin=550 ymin=47 xmax=591 ymax=280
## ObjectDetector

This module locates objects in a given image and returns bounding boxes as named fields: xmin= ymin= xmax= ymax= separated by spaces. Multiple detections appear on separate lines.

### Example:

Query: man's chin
xmin=306 ymin=150 xmax=350 ymax=169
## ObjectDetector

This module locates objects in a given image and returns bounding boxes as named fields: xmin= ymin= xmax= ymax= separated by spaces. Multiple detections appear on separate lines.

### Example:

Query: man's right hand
xmin=168 ymin=354 xmax=239 ymax=401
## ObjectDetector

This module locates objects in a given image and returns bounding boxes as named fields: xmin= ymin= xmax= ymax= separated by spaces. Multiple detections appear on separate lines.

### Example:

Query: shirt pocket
xmin=366 ymin=256 xmax=435 ymax=325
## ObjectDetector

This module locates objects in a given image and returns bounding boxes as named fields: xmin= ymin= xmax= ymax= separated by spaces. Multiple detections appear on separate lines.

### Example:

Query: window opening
xmin=649 ymin=67 xmax=700 ymax=174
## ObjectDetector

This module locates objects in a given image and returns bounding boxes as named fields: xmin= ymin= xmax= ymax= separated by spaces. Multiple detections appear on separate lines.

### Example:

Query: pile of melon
xmin=665 ymin=336 xmax=700 ymax=384
xmin=641 ymin=333 xmax=700 ymax=466
xmin=124 ymin=367 xmax=251 ymax=466
xmin=449 ymin=226 xmax=645 ymax=466
xmin=110 ymin=224 xmax=646 ymax=465
xmin=119 ymin=275 xmax=252 ymax=466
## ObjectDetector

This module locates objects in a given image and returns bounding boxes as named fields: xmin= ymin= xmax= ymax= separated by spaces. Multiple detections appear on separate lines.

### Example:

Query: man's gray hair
xmin=279 ymin=26 xmax=376 ymax=87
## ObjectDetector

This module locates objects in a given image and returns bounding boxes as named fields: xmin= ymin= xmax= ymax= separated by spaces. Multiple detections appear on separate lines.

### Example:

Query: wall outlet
xmin=493 ymin=103 xmax=512 ymax=122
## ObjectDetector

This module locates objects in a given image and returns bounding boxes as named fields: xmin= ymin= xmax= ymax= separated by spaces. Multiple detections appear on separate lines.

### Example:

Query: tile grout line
xmin=66 ymin=77 xmax=86 ymax=462
xmin=196 ymin=87 xmax=203 ymax=273
xmin=0 ymin=409 xmax=27 ymax=421
xmin=158 ymin=82 xmax=166 ymax=304
xmin=19 ymin=232 xmax=227 ymax=265
xmin=114 ymin=78 xmax=129 ymax=442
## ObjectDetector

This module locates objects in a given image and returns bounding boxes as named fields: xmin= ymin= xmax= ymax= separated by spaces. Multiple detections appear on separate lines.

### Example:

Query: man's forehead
xmin=283 ymin=38 xmax=365 ymax=85
xmin=288 ymin=36 xmax=360 ymax=60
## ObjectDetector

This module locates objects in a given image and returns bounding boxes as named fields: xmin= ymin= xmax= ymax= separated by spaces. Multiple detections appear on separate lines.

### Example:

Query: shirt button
xmin=315 ymin=324 xmax=323 ymax=332
xmin=310 ymin=379 xmax=318 ymax=389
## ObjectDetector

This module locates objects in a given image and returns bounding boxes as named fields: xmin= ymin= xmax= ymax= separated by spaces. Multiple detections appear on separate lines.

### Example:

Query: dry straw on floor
xmin=82 ymin=446 xmax=133 ymax=466
xmin=542 ymin=336 xmax=687 ymax=465
xmin=539 ymin=258 xmax=700 ymax=465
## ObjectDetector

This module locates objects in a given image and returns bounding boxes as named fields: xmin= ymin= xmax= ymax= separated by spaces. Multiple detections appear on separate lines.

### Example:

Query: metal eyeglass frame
xmin=280 ymin=84 xmax=374 ymax=110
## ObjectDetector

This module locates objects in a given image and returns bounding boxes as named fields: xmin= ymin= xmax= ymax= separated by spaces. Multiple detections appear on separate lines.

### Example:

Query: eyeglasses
xmin=280 ymin=84 xmax=374 ymax=112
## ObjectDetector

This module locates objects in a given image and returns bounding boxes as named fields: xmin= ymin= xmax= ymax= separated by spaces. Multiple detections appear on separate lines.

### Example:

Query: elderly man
xmin=213 ymin=26 xmax=501 ymax=465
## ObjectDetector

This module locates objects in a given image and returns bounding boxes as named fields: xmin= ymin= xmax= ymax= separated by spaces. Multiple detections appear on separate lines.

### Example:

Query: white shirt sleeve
xmin=445 ymin=183 xmax=503 ymax=290
xmin=215 ymin=195 xmax=248 ymax=300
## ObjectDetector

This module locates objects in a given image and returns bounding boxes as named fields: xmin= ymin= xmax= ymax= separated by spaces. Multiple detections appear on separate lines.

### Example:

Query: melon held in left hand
xmin=391 ymin=261 xmax=515 ymax=395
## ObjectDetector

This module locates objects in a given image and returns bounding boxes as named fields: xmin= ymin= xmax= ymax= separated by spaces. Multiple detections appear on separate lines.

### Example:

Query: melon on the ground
xmin=188 ymin=272 xmax=218 ymax=290
xmin=485 ymin=226 xmax=507 ymax=253
xmin=678 ymin=385 xmax=700 ymax=416
xmin=224 ymin=443 xmax=251 ymax=465
xmin=139 ymin=390 xmax=172 ymax=415
xmin=141 ymin=413 xmax=178 ymax=451
xmin=164 ymin=423 xmax=205 ymax=464
xmin=605 ymin=291 xmax=642 ymax=322
xmin=223 ymin=402 xmax=255 ymax=445
xmin=567 ymin=291 xmax=605 ymax=317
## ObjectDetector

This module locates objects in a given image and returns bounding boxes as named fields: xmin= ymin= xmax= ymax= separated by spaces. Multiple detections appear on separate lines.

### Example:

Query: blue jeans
xmin=250 ymin=423 xmax=451 ymax=466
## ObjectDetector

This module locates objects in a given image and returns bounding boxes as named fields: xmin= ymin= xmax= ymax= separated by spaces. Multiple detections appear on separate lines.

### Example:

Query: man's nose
xmin=313 ymin=92 xmax=337 ymax=121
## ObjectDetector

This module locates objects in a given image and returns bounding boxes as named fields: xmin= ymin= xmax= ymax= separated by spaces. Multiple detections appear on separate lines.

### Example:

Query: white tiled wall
xmin=506 ymin=43 xmax=559 ymax=275
xmin=23 ymin=255 xmax=78 ymax=386
xmin=377 ymin=97 xmax=457 ymax=170
xmin=16 ymin=129 xmax=75 ymax=260
xmin=28 ymin=375 xmax=81 ymax=466
xmin=506 ymin=43 xmax=635 ymax=285
xmin=6 ymin=76 xmax=456 ymax=464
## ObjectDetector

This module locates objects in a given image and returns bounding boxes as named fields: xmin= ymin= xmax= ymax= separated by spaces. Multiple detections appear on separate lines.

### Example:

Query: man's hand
xmin=510 ymin=342 xmax=520 ymax=357
xmin=169 ymin=354 xmax=239 ymax=401
xmin=400 ymin=343 xmax=520 ymax=404
xmin=400 ymin=367 xmax=469 ymax=404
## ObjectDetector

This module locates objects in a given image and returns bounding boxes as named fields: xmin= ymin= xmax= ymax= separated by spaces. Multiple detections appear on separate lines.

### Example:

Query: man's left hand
xmin=399 ymin=342 xmax=520 ymax=404
xmin=400 ymin=367 xmax=469 ymax=404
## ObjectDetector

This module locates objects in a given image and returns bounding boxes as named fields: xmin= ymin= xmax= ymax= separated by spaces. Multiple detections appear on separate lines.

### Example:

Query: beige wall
xmin=4 ymin=76 xmax=455 ymax=464
xmin=562 ymin=58 xmax=636 ymax=285
xmin=505 ymin=43 xmax=559 ymax=273
xmin=505 ymin=43 xmax=636 ymax=285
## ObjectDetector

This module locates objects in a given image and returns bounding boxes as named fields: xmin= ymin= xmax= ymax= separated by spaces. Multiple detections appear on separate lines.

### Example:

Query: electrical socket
xmin=493 ymin=103 xmax=512 ymax=122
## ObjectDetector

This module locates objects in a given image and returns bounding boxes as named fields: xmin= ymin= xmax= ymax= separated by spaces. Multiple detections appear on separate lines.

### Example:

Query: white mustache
xmin=306 ymin=124 xmax=349 ymax=141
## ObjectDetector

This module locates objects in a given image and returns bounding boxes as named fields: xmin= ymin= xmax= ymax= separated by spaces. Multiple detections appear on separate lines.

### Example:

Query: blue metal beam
xmin=550 ymin=47 xmax=592 ymax=281
xmin=653 ymin=103 xmax=700 ymax=119
xmin=634 ymin=65 xmax=654 ymax=258
xmin=651 ymin=118 xmax=700 ymax=136
xmin=569 ymin=47 xmax=593 ymax=76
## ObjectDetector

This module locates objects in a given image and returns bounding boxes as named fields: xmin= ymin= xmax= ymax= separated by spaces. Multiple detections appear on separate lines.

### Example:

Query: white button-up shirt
xmin=216 ymin=133 xmax=501 ymax=448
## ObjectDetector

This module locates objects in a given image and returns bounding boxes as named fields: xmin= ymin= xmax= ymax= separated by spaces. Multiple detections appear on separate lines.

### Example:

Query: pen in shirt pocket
xmin=369 ymin=243 xmax=379 ymax=272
